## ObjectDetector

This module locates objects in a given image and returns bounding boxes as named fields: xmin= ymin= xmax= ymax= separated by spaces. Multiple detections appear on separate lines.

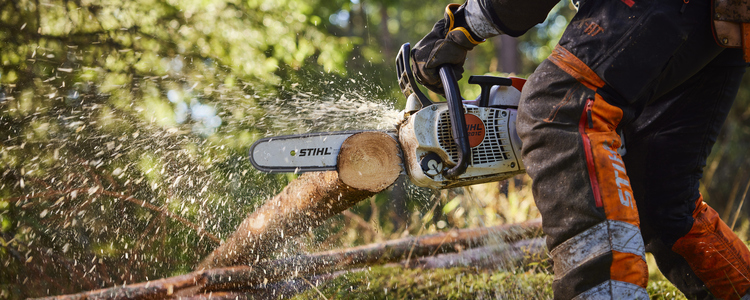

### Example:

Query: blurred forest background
xmin=0 ymin=0 xmax=748 ymax=298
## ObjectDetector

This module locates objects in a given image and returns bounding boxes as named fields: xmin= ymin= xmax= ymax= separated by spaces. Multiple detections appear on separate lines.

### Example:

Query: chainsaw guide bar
xmin=249 ymin=130 xmax=397 ymax=173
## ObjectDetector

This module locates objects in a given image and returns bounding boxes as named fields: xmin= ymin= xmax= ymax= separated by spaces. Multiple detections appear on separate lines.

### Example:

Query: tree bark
xmin=43 ymin=219 xmax=543 ymax=299
xmin=403 ymin=237 xmax=546 ymax=270
xmin=197 ymin=131 xmax=402 ymax=270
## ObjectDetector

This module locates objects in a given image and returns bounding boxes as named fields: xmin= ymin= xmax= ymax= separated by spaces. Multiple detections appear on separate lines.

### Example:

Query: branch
xmin=97 ymin=189 xmax=221 ymax=244
xmin=341 ymin=209 xmax=380 ymax=236
xmin=6 ymin=188 xmax=88 ymax=203
xmin=403 ymin=237 xmax=547 ymax=270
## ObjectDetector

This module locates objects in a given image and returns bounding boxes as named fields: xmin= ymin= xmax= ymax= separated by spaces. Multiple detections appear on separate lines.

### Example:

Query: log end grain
xmin=337 ymin=132 xmax=402 ymax=192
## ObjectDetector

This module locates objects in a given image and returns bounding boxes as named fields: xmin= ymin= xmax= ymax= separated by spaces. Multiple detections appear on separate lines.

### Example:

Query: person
xmin=412 ymin=0 xmax=750 ymax=299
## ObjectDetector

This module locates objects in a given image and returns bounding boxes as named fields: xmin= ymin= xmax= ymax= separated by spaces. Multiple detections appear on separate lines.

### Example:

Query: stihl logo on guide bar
xmin=298 ymin=148 xmax=333 ymax=156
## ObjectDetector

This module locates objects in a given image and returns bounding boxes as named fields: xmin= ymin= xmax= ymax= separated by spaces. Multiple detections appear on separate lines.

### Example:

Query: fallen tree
xmin=403 ymin=236 xmax=546 ymax=270
xmin=247 ymin=237 xmax=548 ymax=300
xmin=198 ymin=131 xmax=403 ymax=270
xmin=42 ymin=220 xmax=544 ymax=299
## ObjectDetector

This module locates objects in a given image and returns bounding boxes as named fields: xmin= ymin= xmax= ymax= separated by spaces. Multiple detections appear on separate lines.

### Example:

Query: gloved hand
xmin=411 ymin=4 xmax=484 ymax=94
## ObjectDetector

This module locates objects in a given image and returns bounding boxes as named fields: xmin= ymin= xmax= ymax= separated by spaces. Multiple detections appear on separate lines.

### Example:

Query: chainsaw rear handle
xmin=439 ymin=65 xmax=471 ymax=179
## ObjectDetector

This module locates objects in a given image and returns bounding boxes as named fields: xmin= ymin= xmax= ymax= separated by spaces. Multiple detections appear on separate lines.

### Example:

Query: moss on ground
xmin=290 ymin=266 xmax=687 ymax=300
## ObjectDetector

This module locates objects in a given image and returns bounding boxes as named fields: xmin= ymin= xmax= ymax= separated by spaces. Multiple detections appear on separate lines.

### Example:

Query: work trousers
xmin=516 ymin=0 xmax=750 ymax=298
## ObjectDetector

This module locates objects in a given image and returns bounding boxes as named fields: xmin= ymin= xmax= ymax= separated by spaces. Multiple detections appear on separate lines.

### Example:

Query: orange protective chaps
xmin=517 ymin=0 xmax=750 ymax=296
xmin=671 ymin=197 xmax=750 ymax=299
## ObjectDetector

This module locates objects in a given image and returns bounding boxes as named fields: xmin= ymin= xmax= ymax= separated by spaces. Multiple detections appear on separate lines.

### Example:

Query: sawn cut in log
xmin=197 ymin=131 xmax=402 ymax=270
xmin=41 ymin=220 xmax=543 ymax=299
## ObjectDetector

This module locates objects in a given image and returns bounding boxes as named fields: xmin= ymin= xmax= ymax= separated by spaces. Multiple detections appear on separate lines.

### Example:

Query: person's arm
xmin=466 ymin=0 xmax=560 ymax=38
xmin=411 ymin=0 xmax=559 ymax=93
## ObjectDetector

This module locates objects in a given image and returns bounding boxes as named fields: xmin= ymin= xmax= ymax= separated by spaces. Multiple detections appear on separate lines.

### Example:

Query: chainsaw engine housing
xmin=398 ymin=86 xmax=525 ymax=189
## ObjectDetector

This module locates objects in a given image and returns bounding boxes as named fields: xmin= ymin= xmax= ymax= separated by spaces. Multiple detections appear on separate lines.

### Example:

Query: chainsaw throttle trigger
xmin=439 ymin=65 xmax=471 ymax=179
xmin=468 ymin=76 xmax=513 ymax=107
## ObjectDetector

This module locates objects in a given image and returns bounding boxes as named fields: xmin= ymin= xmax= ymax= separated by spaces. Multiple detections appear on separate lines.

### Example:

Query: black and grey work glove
xmin=411 ymin=4 xmax=484 ymax=94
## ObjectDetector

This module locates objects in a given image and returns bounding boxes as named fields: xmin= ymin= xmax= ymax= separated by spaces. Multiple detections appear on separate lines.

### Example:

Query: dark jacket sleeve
xmin=478 ymin=0 xmax=561 ymax=37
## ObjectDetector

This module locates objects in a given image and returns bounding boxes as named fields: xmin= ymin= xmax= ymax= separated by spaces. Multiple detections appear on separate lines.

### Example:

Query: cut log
xmin=197 ymin=131 xmax=401 ymax=270
xmin=337 ymin=131 xmax=402 ymax=192
xmin=43 ymin=220 xmax=542 ymax=299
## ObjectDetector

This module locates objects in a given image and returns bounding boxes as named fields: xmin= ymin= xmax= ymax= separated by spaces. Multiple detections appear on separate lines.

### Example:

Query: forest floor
xmin=289 ymin=266 xmax=686 ymax=300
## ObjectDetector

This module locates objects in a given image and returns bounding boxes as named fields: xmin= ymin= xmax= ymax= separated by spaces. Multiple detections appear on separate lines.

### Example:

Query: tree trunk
xmin=492 ymin=35 xmax=520 ymax=74
xmin=197 ymin=132 xmax=402 ymax=270
xmin=378 ymin=4 xmax=394 ymax=60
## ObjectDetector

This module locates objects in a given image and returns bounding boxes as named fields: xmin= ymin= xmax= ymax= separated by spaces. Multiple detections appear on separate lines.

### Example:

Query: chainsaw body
xmin=249 ymin=43 xmax=526 ymax=190
xmin=398 ymin=101 xmax=524 ymax=189
xmin=394 ymin=44 xmax=525 ymax=189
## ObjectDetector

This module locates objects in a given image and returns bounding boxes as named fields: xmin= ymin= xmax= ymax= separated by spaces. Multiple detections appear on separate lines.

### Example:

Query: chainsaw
xmin=249 ymin=43 xmax=526 ymax=189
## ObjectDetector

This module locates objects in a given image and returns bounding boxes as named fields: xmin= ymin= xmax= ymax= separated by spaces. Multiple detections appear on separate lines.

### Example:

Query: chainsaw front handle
xmin=439 ymin=65 xmax=470 ymax=179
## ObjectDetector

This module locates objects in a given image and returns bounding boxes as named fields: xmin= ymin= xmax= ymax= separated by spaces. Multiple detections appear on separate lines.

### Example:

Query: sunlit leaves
xmin=140 ymin=96 xmax=177 ymax=127
xmin=137 ymin=153 xmax=162 ymax=184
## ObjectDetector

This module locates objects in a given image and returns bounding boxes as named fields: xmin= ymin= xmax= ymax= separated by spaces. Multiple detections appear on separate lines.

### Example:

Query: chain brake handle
xmin=395 ymin=43 xmax=433 ymax=107
xmin=438 ymin=65 xmax=470 ymax=179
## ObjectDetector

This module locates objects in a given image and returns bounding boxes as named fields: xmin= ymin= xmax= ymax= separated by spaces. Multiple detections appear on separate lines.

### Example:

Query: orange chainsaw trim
xmin=672 ymin=196 xmax=750 ymax=299
xmin=510 ymin=77 xmax=526 ymax=92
